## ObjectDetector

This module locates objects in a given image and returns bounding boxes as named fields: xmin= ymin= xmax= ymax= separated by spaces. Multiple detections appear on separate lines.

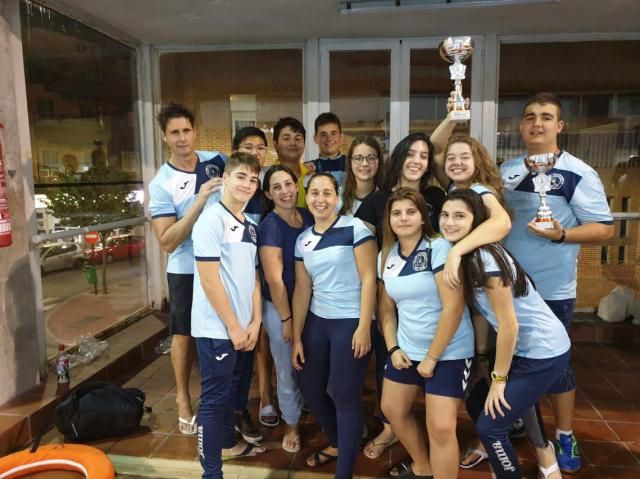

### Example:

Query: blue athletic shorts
xmin=384 ymin=355 xmax=472 ymax=399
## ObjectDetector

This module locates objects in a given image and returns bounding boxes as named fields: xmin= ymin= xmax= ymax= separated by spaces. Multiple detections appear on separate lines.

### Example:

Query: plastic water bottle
xmin=56 ymin=344 xmax=70 ymax=384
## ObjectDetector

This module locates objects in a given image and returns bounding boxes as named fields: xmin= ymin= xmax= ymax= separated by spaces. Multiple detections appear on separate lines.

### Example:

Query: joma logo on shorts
xmin=492 ymin=441 xmax=516 ymax=472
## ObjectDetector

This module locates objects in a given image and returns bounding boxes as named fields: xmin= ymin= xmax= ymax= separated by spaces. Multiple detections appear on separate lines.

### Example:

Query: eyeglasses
xmin=351 ymin=154 xmax=379 ymax=165
xmin=239 ymin=144 xmax=267 ymax=154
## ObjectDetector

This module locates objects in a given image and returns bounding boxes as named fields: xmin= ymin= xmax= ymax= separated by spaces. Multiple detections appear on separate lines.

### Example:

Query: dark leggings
xmin=371 ymin=322 xmax=389 ymax=424
xmin=466 ymin=351 xmax=570 ymax=478
xmin=298 ymin=312 xmax=372 ymax=479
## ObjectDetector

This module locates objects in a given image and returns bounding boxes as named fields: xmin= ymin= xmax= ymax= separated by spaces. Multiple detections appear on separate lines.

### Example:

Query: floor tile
xmin=152 ymin=434 xmax=198 ymax=460
xmin=108 ymin=429 xmax=168 ymax=456
xmin=607 ymin=421 xmax=640 ymax=442
xmin=594 ymin=465 xmax=640 ymax=478
xmin=592 ymin=399 xmax=640 ymax=423
xmin=571 ymin=419 xmax=618 ymax=441
xmin=580 ymin=440 xmax=640 ymax=467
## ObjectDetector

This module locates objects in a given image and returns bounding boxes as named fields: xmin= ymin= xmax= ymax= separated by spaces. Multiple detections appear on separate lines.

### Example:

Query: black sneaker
xmin=234 ymin=409 xmax=263 ymax=445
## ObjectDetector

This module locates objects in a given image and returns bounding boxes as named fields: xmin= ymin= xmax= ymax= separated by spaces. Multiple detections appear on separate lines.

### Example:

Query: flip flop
xmin=306 ymin=449 xmax=338 ymax=468
xmin=388 ymin=459 xmax=433 ymax=478
xmin=259 ymin=404 xmax=280 ymax=427
xmin=223 ymin=442 xmax=266 ymax=461
xmin=364 ymin=435 xmax=399 ymax=459
xmin=177 ymin=415 xmax=197 ymax=435
xmin=282 ymin=433 xmax=301 ymax=453
xmin=459 ymin=447 xmax=489 ymax=469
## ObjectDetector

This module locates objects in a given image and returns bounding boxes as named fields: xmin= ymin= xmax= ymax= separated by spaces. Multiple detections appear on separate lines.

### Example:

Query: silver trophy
xmin=439 ymin=36 xmax=474 ymax=121
xmin=525 ymin=153 xmax=557 ymax=229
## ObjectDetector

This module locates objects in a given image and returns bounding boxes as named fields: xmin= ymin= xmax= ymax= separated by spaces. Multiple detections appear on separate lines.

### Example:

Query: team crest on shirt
xmin=247 ymin=224 xmax=257 ymax=243
xmin=205 ymin=164 xmax=221 ymax=178
xmin=412 ymin=251 xmax=428 ymax=272
xmin=548 ymin=173 xmax=565 ymax=190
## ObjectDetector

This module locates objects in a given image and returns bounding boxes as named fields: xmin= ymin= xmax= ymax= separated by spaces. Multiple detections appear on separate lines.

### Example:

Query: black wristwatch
xmin=551 ymin=228 xmax=566 ymax=244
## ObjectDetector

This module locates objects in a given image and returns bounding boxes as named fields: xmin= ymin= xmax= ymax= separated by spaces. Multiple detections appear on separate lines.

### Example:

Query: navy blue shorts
xmin=167 ymin=273 xmax=193 ymax=336
xmin=384 ymin=356 xmax=472 ymax=399
xmin=545 ymin=298 xmax=576 ymax=393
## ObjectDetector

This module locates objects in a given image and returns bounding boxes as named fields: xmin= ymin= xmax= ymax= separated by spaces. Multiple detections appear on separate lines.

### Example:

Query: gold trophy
xmin=439 ymin=36 xmax=474 ymax=121
xmin=525 ymin=153 xmax=557 ymax=229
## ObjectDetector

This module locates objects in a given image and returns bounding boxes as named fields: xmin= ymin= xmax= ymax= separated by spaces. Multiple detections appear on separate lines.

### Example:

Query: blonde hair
xmin=445 ymin=134 xmax=505 ymax=205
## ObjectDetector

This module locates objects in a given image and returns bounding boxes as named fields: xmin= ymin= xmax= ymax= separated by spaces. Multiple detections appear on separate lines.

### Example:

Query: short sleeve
xmin=294 ymin=235 xmax=304 ymax=261
xmin=430 ymin=238 xmax=452 ymax=274
xmin=376 ymin=251 xmax=383 ymax=279
xmin=352 ymin=217 xmax=375 ymax=248
xmin=193 ymin=208 xmax=223 ymax=261
xmin=478 ymin=248 xmax=501 ymax=275
xmin=257 ymin=214 xmax=283 ymax=249
xmin=355 ymin=193 xmax=377 ymax=226
xmin=470 ymin=183 xmax=495 ymax=197
xmin=148 ymin=179 xmax=176 ymax=219
xmin=570 ymin=168 xmax=613 ymax=225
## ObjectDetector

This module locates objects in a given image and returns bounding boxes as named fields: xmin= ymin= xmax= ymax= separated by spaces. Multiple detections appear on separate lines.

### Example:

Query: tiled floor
xmin=40 ymin=341 xmax=640 ymax=478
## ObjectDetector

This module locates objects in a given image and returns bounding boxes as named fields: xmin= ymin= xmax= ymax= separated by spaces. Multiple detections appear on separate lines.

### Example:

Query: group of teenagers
xmin=148 ymin=91 xmax=614 ymax=479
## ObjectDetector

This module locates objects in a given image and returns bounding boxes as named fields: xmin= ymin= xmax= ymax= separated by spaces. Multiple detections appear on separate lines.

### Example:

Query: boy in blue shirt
xmin=192 ymin=152 xmax=265 ymax=478
xmin=229 ymin=126 xmax=269 ymax=444
xmin=149 ymin=103 xmax=226 ymax=435
xmin=501 ymin=92 xmax=614 ymax=473
xmin=304 ymin=112 xmax=346 ymax=186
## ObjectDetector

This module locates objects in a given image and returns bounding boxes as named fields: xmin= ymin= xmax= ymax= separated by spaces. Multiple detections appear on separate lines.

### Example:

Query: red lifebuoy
xmin=0 ymin=444 xmax=115 ymax=479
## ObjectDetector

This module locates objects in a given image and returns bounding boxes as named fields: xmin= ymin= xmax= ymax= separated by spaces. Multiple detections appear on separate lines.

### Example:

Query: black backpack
xmin=54 ymin=381 xmax=147 ymax=441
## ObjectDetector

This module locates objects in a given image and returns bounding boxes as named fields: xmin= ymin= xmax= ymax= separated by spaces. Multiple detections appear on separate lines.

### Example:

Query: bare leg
xmin=535 ymin=442 xmax=562 ymax=479
xmin=172 ymin=334 xmax=194 ymax=420
xmin=550 ymin=390 xmax=575 ymax=431
xmin=382 ymin=379 xmax=432 ymax=476
xmin=425 ymin=394 xmax=460 ymax=479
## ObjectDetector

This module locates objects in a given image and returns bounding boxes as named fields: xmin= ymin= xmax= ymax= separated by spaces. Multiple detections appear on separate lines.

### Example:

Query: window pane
xmin=21 ymin=0 xmax=143 ymax=228
xmin=160 ymin=49 xmax=303 ymax=166
xmin=21 ymin=1 xmax=148 ymax=355
xmin=497 ymin=40 xmax=640 ymax=311
xmin=330 ymin=50 xmax=390 ymax=157
xmin=409 ymin=49 xmax=471 ymax=135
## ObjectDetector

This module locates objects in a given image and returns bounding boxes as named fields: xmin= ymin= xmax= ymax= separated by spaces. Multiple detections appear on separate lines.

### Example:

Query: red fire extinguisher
xmin=0 ymin=123 xmax=13 ymax=248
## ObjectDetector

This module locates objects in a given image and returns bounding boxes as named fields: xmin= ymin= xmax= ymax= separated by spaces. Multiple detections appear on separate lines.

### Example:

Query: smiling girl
xmin=258 ymin=165 xmax=313 ymax=453
xmin=440 ymin=189 xmax=567 ymax=479
xmin=378 ymin=187 xmax=474 ymax=478
xmin=292 ymin=173 xmax=377 ymax=479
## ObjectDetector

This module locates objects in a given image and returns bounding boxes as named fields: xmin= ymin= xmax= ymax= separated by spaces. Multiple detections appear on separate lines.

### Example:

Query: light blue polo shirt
xmin=148 ymin=151 xmax=227 ymax=274
xmin=501 ymin=150 xmax=612 ymax=300
xmin=472 ymin=247 xmax=571 ymax=359
xmin=191 ymin=202 xmax=258 ymax=340
xmin=295 ymin=215 xmax=374 ymax=319
xmin=378 ymin=237 xmax=474 ymax=362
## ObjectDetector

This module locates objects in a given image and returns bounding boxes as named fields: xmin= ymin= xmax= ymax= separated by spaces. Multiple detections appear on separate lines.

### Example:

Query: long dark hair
xmin=380 ymin=187 xmax=437 ymax=272
xmin=261 ymin=165 xmax=298 ymax=217
xmin=383 ymin=133 xmax=434 ymax=192
xmin=444 ymin=189 xmax=530 ymax=306
xmin=340 ymin=136 xmax=384 ymax=215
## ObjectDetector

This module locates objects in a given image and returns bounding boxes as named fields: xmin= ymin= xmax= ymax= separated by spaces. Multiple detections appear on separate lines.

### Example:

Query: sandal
xmin=388 ymin=459 xmax=433 ymax=478
xmin=177 ymin=415 xmax=197 ymax=435
xmin=282 ymin=433 xmax=301 ymax=454
xmin=539 ymin=441 xmax=561 ymax=479
xmin=259 ymin=404 xmax=280 ymax=427
xmin=364 ymin=435 xmax=399 ymax=459
xmin=459 ymin=447 xmax=489 ymax=469
xmin=223 ymin=442 xmax=266 ymax=461
xmin=306 ymin=449 xmax=338 ymax=468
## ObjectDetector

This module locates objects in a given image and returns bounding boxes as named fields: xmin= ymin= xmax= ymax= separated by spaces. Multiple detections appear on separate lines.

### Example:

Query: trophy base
xmin=534 ymin=220 xmax=555 ymax=230
xmin=449 ymin=110 xmax=470 ymax=122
